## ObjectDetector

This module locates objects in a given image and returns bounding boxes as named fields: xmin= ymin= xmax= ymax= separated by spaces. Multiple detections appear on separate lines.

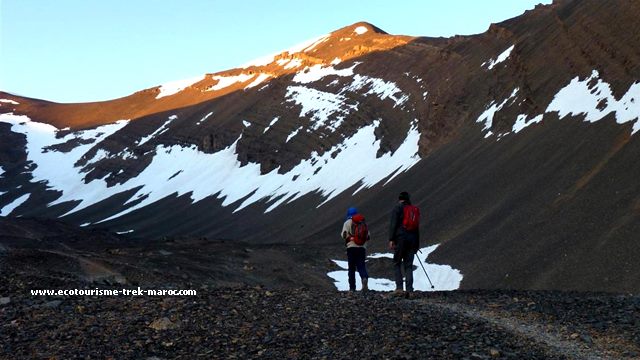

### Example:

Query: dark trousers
xmin=393 ymin=235 xmax=416 ymax=291
xmin=347 ymin=247 xmax=368 ymax=291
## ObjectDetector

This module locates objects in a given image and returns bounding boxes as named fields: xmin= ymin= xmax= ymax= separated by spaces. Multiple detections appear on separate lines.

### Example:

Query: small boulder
xmin=44 ymin=300 xmax=62 ymax=308
xmin=149 ymin=317 xmax=177 ymax=331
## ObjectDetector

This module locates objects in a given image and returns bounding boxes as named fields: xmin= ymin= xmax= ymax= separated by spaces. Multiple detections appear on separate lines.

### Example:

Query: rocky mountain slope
xmin=1 ymin=0 xmax=640 ymax=292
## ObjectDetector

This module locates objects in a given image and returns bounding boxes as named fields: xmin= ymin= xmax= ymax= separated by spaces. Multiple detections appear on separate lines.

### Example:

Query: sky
xmin=1 ymin=1 xmax=552 ymax=103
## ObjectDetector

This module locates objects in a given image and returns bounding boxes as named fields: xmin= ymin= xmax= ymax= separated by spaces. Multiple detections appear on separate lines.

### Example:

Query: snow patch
xmin=285 ymin=126 xmax=302 ymax=143
xmin=118 ymin=149 xmax=137 ymax=160
xmin=302 ymin=36 xmax=330 ymax=52
xmin=354 ymin=26 xmax=368 ymax=35
xmin=476 ymin=88 xmax=519 ymax=134
xmin=292 ymin=63 xmax=409 ymax=108
xmin=116 ymin=230 xmax=134 ymax=234
xmin=286 ymin=86 xmax=356 ymax=131
xmin=196 ymin=112 xmax=213 ymax=126
xmin=283 ymin=58 xmax=303 ymax=69
xmin=207 ymin=74 xmax=254 ymax=92
xmin=138 ymin=116 xmax=176 ymax=146
xmin=546 ymin=70 xmax=640 ymax=133
xmin=276 ymin=59 xmax=290 ymax=67
xmin=348 ymin=76 xmax=408 ymax=108
xmin=0 ymin=193 xmax=30 ymax=216
xmin=85 ymin=149 xmax=111 ymax=166
xmin=293 ymin=64 xmax=357 ymax=84
xmin=245 ymin=73 xmax=271 ymax=89
xmin=156 ymin=76 xmax=205 ymax=99
xmin=0 ymin=99 xmax=19 ymax=105
xmin=483 ymin=45 xmax=515 ymax=70
xmin=330 ymin=58 xmax=341 ymax=65
xmin=327 ymin=244 xmax=463 ymax=291
xmin=263 ymin=117 xmax=279 ymax=134
xmin=487 ymin=70 xmax=640 ymax=139
xmin=512 ymin=114 xmax=543 ymax=133
xmin=242 ymin=120 xmax=251 ymax=127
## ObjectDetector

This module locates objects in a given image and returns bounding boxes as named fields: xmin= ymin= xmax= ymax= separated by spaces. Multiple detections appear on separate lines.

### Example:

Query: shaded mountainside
xmin=1 ymin=0 xmax=640 ymax=292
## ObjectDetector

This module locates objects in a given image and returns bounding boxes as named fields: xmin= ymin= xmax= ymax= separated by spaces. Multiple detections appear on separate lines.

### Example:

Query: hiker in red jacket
xmin=341 ymin=207 xmax=370 ymax=292
xmin=389 ymin=191 xmax=420 ymax=292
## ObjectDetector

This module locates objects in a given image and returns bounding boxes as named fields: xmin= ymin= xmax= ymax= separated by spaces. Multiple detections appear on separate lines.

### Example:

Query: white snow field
xmin=0 ymin=110 xmax=421 ymax=222
xmin=327 ymin=244 xmax=463 ymax=292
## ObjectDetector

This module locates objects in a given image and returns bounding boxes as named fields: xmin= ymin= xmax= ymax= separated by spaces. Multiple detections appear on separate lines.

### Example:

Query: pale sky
xmin=1 ymin=1 xmax=552 ymax=103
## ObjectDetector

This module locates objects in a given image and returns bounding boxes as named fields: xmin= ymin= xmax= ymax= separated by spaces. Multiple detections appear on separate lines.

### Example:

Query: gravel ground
xmin=2 ymin=271 xmax=639 ymax=359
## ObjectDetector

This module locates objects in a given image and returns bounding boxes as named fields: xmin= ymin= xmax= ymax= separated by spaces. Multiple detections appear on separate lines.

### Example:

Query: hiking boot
xmin=361 ymin=278 xmax=369 ymax=292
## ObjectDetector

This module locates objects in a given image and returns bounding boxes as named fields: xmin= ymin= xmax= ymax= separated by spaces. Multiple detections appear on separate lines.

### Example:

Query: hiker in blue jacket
xmin=341 ymin=207 xmax=370 ymax=292
xmin=389 ymin=191 xmax=420 ymax=292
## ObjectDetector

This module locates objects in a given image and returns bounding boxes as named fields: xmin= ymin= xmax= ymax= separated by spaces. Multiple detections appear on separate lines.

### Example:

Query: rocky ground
xmin=1 ymin=267 xmax=640 ymax=359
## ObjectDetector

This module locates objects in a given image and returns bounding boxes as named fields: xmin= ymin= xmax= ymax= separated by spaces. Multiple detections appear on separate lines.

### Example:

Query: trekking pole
xmin=416 ymin=249 xmax=435 ymax=289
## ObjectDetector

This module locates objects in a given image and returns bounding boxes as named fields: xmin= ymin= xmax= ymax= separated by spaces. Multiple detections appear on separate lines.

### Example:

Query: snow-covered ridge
xmin=0 ymin=113 xmax=421 ymax=222
xmin=328 ymin=244 xmax=463 ymax=291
